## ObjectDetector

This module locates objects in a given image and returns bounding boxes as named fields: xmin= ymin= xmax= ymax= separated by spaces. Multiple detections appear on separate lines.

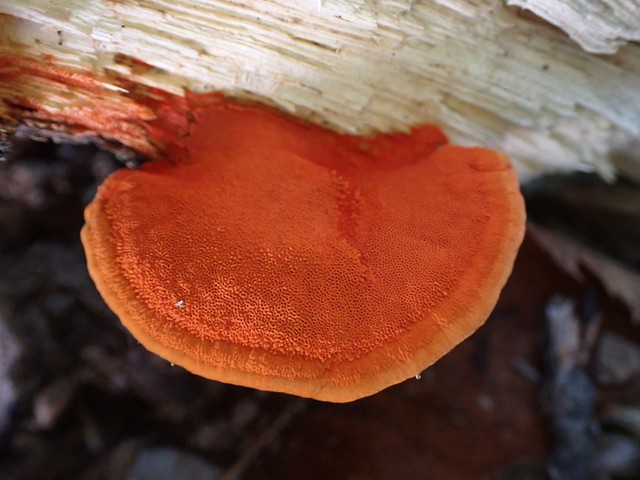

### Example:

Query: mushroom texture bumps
xmin=81 ymin=96 xmax=525 ymax=402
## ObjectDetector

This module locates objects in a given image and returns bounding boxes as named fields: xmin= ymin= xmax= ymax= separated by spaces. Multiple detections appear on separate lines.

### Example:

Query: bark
xmin=1 ymin=0 xmax=639 ymax=181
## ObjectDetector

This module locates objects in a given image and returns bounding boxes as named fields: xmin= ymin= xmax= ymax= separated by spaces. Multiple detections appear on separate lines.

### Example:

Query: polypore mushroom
xmin=81 ymin=96 xmax=525 ymax=402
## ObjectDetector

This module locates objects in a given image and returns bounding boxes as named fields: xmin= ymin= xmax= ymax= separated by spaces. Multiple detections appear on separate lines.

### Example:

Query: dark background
xmin=1 ymin=139 xmax=639 ymax=480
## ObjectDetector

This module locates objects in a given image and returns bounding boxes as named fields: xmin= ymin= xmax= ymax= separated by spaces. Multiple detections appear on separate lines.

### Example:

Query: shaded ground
xmin=0 ymin=141 xmax=639 ymax=480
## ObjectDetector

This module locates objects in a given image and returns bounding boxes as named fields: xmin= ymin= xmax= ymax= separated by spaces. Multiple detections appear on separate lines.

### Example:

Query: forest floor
xmin=0 ymin=140 xmax=639 ymax=480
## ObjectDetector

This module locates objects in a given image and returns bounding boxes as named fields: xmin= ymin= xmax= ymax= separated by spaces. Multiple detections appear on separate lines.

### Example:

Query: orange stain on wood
xmin=0 ymin=54 xmax=176 ymax=157
xmin=81 ymin=95 xmax=525 ymax=402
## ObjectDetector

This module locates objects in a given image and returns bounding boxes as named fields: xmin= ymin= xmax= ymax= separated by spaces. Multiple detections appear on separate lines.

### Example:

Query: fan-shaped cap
xmin=81 ymin=97 xmax=525 ymax=402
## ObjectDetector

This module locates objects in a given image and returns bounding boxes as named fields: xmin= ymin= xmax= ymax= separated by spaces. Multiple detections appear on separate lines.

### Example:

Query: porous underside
xmin=81 ymin=100 xmax=525 ymax=402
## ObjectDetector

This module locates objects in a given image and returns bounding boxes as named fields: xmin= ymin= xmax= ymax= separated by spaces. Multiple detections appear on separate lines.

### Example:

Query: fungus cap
xmin=81 ymin=98 xmax=525 ymax=402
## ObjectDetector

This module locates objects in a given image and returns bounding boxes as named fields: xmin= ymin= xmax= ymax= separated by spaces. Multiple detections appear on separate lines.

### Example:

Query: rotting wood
xmin=0 ymin=0 xmax=639 ymax=181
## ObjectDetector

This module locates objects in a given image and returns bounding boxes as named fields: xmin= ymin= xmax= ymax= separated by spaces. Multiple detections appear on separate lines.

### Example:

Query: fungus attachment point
xmin=81 ymin=97 xmax=525 ymax=402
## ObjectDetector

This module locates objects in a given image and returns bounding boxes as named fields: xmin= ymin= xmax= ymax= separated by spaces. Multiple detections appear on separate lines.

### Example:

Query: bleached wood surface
xmin=1 ymin=0 xmax=639 ymax=181
xmin=508 ymin=0 xmax=640 ymax=54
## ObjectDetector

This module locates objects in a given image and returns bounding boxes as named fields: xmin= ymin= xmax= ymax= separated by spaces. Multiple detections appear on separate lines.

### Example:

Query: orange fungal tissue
xmin=81 ymin=96 xmax=525 ymax=402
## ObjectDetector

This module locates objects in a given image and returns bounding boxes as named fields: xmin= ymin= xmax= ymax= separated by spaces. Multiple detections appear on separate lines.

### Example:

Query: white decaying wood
xmin=1 ymin=0 xmax=639 ymax=181
xmin=507 ymin=0 xmax=640 ymax=54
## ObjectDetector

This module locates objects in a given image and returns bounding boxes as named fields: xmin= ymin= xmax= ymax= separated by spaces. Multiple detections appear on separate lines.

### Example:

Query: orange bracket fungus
xmin=81 ymin=95 xmax=525 ymax=402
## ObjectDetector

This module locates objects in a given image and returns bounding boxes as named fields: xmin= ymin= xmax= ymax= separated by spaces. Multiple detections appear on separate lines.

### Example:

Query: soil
xmin=0 ymin=140 xmax=639 ymax=480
